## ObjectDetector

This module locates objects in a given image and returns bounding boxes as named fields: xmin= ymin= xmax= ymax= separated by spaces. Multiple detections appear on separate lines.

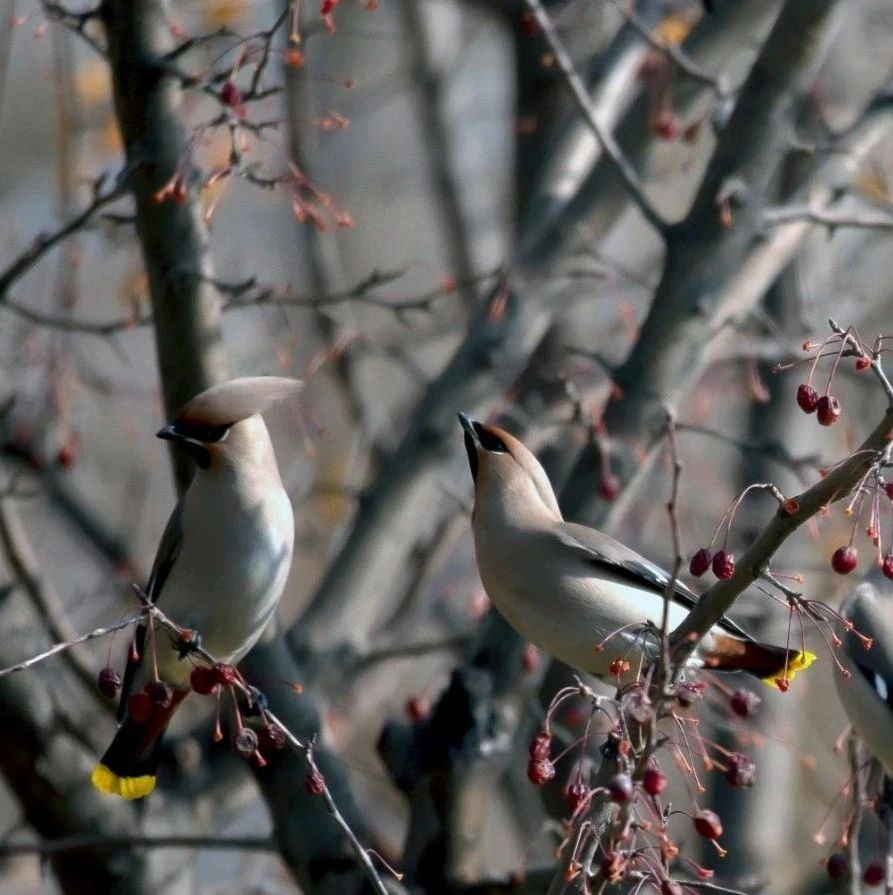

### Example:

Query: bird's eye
xmin=478 ymin=428 xmax=507 ymax=454
xmin=181 ymin=423 xmax=231 ymax=444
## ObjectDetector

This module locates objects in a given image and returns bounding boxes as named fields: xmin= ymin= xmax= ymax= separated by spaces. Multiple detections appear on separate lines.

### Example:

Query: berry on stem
xmin=724 ymin=753 xmax=756 ymax=788
xmin=146 ymin=680 xmax=172 ymax=707
xmin=607 ymin=773 xmax=634 ymax=803
xmin=712 ymin=549 xmax=735 ymax=580
xmin=304 ymin=768 xmax=325 ymax=795
xmin=643 ymin=768 xmax=667 ymax=796
xmin=864 ymin=863 xmax=884 ymax=887
xmin=693 ymin=809 xmax=723 ymax=840
xmin=97 ymin=667 xmax=122 ymax=699
xmin=826 ymin=852 xmax=848 ymax=880
xmin=599 ymin=474 xmax=620 ymax=501
xmin=729 ymin=688 xmax=761 ymax=718
xmin=190 ymin=666 xmax=218 ymax=695
xmin=816 ymin=394 xmax=841 ymax=426
xmin=529 ymin=730 xmax=551 ymax=761
xmin=796 ymin=384 xmax=819 ymax=413
xmin=882 ymin=553 xmax=893 ymax=581
xmin=831 ymin=545 xmax=858 ymax=575
xmin=689 ymin=547 xmax=712 ymax=577
xmin=527 ymin=757 xmax=555 ymax=785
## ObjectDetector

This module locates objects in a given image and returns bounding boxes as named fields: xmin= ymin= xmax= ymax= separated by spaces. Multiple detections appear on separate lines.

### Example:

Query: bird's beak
xmin=457 ymin=412 xmax=480 ymax=443
xmin=156 ymin=424 xmax=185 ymax=444
xmin=458 ymin=412 xmax=481 ymax=481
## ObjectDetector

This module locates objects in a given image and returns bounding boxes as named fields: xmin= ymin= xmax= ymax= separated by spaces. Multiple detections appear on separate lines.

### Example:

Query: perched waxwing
xmin=834 ymin=571 xmax=893 ymax=776
xmin=91 ymin=377 xmax=302 ymax=799
xmin=459 ymin=414 xmax=816 ymax=685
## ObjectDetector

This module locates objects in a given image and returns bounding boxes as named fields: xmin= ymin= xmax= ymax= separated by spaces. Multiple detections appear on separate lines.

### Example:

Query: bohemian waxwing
xmin=92 ymin=377 xmax=301 ymax=799
xmin=459 ymin=414 xmax=815 ymax=686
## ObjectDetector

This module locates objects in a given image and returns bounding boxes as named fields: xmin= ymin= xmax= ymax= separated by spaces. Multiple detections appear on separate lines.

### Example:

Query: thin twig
xmin=0 ymin=834 xmax=275 ymax=855
xmin=764 ymin=204 xmax=893 ymax=231
xmin=522 ymin=0 xmax=666 ymax=235
xmin=0 ymin=613 xmax=141 ymax=681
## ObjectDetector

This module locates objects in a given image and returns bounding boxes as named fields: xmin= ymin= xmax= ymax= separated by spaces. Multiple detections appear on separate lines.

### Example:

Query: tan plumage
xmin=835 ymin=572 xmax=893 ymax=776
xmin=92 ymin=377 xmax=301 ymax=799
xmin=459 ymin=414 xmax=815 ymax=684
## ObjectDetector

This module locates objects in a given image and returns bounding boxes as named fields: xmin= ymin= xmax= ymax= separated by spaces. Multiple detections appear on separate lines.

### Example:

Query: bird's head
xmin=158 ymin=377 xmax=303 ymax=472
xmin=458 ymin=413 xmax=561 ymax=521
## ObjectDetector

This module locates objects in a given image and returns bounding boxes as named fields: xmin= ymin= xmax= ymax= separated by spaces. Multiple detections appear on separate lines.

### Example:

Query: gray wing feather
xmin=557 ymin=522 xmax=753 ymax=641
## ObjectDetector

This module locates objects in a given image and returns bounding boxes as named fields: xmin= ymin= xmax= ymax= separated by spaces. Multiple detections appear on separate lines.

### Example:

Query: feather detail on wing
xmin=118 ymin=500 xmax=185 ymax=722
xmin=556 ymin=522 xmax=753 ymax=641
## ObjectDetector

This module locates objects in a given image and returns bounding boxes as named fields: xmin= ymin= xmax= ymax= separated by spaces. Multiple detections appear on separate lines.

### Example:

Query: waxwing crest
xmin=174 ymin=377 xmax=303 ymax=428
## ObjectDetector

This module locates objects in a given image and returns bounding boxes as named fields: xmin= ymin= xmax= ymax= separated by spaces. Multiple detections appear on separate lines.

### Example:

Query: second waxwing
xmin=459 ymin=414 xmax=815 ymax=686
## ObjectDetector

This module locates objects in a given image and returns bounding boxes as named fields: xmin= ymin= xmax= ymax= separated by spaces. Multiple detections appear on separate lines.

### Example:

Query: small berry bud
xmin=97 ymin=667 xmax=122 ymax=699
xmin=643 ymin=768 xmax=667 ymax=796
xmin=883 ymin=553 xmax=893 ymax=581
xmin=527 ymin=757 xmax=555 ymax=785
xmin=234 ymin=727 xmax=259 ymax=757
xmin=816 ymin=394 xmax=841 ymax=426
xmin=145 ymin=680 xmax=172 ymax=707
xmin=127 ymin=691 xmax=153 ymax=723
xmin=564 ymin=779 xmax=588 ymax=812
xmin=521 ymin=642 xmax=539 ymax=674
xmin=599 ymin=474 xmax=620 ymax=501
xmin=864 ymin=863 xmax=884 ymax=887
xmin=190 ymin=666 xmax=218 ymax=695
xmin=600 ymin=851 xmax=625 ymax=883
xmin=796 ymin=384 xmax=819 ymax=413
xmin=609 ymin=658 xmax=631 ymax=678
xmin=693 ymin=809 xmax=723 ymax=840
xmin=652 ymin=110 xmax=680 ymax=140
xmin=220 ymin=80 xmax=243 ymax=108
xmin=689 ymin=548 xmax=712 ymax=577
xmin=212 ymin=663 xmax=238 ymax=686
xmin=607 ymin=773 xmax=634 ymax=803
xmin=729 ymin=688 xmax=761 ymax=718
xmin=405 ymin=695 xmax=429 ymax=724
xmin=831 ymin=545 xmax=858 ymax=575
xmin=724 ymin=753 xmax=756 ymax=788
xmin=826 ymin=852 xmax=848 ymax=880
xmin=529 ymin=730 xmax=551 ymax=761
xmin=712 ymin=549 xmax=735 ymax=580
xmin=257 ymin=724 xmax=287 ymax=753
xmin=304 ymin=768 xmax=325 ymax=795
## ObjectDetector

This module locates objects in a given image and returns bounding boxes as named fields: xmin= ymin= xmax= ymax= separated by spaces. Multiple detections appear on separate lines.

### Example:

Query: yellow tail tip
xmin=91 ymin=764 xmax=156 ymax=799
xmin=761 ymin=650 xmax=817 ymax=691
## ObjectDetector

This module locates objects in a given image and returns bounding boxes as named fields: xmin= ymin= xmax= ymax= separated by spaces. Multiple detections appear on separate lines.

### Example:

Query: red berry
xmin=609 ymin=658 xmax=631 ymax=678
xmin=693 ymin=809 xmax=723 ymax=840
xmin=855 ymin=357 xmax=871 ymax=371
xmin=816 ymin=394 xmax=841 ymax=426
xmin=883 ymin=554 xmax=893 ymax=581
xmin=796 ymin=384 xmax=819 ymax=413
xmin=607 ymin=773 xmax=634 ymax=803
xmin=712 ymin=549 xmax=735 ymax=580
xmin=97 ymin=667 xmax=122 ymax=699
xmin=190 ymin=666 xmax=218 ymax=695
xmin=831 ymin=545 xmax=858 ymax=575
xmin=521 ymin=642 xmax=539 ymax=674
xmin=637 ymin=52 xmax=663 ymax=82
xmin=405 ymin=695 xmax=429 ymax=723
xmin=220 ymin=80 xmax=243 ymax=108
xmin=527 ymin=757 xmax=556 ymax=785
xmin=564 ymin=780 xmax=588 ymax=812
xmin=864 ymin=863 xmax=884 ymax=886
xmin=529 ymin=730 xmax=551 ymax=761
xmin=600 ymin=851 xmax=625 ymax=883
xmin=662 ymin=882 xmax=684 ymax=895
xmin=304 ymin=768 xmax=325 ymax=795
xmin=212 ymin=663 xmax=238 ymax=686
xmin=145 ymin=680 xmax=172 ymax=707
xmin=127 ymin=691 xmax=153 ymax=723
xmin=729 ymin=688 xmax=761 ymax=718
xmin=643 ymin=768 xmax=667 ymax=796
xmin=56 ymin=436 xmax=80 ymax=469
xmin=599 ymin=474 xmax=620 ymax=501
xmin=724 ymin=753 xmax=756 ymax=788
xmin=885 ymin=481 xmax=893 ymax=501
xmin=826 ymin=852 xmax=848 ymax=880
xmin=653 ymin=110 xmax=680 ymax=140
xmin=257 ymin=724 xmax=287 ymax=753
xmin=689 ymin=547 xmax=712 ymax=577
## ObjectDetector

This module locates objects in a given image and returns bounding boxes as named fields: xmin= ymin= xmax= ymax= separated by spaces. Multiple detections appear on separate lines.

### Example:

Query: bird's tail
xmin=707 ymin=634 xmax=817 ymax=690
xmin=91 ymin=690 xmax=187 ymax=799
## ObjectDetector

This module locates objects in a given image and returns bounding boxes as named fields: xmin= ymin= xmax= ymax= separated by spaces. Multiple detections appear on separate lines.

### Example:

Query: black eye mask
xmin=477 ymin=426 xmax=507 ymax=454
